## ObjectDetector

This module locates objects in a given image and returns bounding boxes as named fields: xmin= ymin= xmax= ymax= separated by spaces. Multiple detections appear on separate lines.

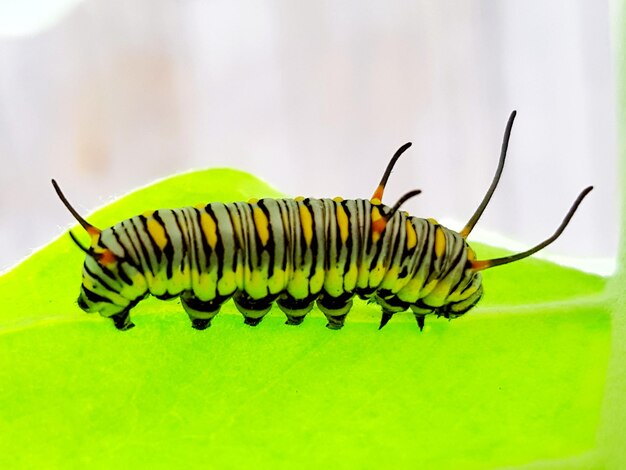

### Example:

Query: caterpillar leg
xmin=375 ymin=294 xmax=409 ymax=330
xmin=109 ymin=309 xmax=135 ymax=331
xmin=181 ymin=293 xmax=228 ymax=330
xmin=317 ymin=292 xmax=354 ymax=330
xmin=101 ymin=295 xmax=147 ymax=331
xmin=379 ymin=311 xmax=394 ymax=330
xmin=277 ymin=294 xmax=316 ymax=326
xmin=414 ymin=314 xmax=426 ymax=331
xmin=284 ymin=313 xmax=308 ymax=326
xmin=410 ymin=305 xmax=432 ymax=332
xmin=234 ymin=291 xmax=277 ymax=326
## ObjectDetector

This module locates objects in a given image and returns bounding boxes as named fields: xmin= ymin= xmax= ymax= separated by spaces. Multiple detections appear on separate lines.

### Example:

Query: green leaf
xmin=0 ymin=168 xmax=612 ymax=469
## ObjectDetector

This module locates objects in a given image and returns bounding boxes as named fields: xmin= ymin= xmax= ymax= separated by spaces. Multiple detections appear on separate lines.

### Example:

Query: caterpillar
xmin=52 ymin=111 xmax=592 ymax=332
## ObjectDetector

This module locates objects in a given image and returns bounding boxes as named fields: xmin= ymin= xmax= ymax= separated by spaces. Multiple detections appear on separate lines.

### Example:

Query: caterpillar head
xmin=423 ymin=244 xmax=483 ymax=321
xmin=75 ymin=245 xmax=146 ymax=331
xmin=439 ymin=266 xmax=484 ymax=320
xmin=51 ymin=179 xmax=144 ymax=324
xmin=75 ymin=243 xmax=122 ymax=315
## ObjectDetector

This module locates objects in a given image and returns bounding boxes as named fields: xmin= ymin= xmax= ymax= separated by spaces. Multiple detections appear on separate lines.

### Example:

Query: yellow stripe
xmin=434 ymin=226 xmax=446 ymax=258
xmin=333 ymin=196 xmax=344 ymax=202
xmin=371 ymin=206 xmax=383 ymax=223
xmin=336 ymin=204 xmax=349 ymax=243
xmin=147 ymin=218 xmax=168 ymax=250
xmin=371 ymin=206 xmax=384 ymax=243
xmin=405 ymin=220 xmax=417 ymax=250
xmin=253 ymin=206 xmax=270 ymax=246
xmin=200 ymin=211 xmax=218 ymax=249
xmin=89 ymin=231 xmax=100 ymax=246
xmin=299 ymin=203 xmax=313 ymax=246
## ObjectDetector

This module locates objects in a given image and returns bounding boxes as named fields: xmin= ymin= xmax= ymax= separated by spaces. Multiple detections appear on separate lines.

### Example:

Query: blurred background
xmin=0 ymin=0 xmax=617 ymax=273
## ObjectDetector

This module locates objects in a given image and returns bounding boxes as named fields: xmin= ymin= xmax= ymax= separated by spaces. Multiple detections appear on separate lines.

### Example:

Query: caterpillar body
xmin=53 ymin=111 xmax=592 ymax=331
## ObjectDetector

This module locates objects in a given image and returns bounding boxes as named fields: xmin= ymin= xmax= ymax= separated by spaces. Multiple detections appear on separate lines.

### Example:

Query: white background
xmin=0 ymin=0 xmax=617 ymax=273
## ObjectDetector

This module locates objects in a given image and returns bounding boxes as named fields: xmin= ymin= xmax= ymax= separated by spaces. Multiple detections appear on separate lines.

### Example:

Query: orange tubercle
xmin=470 ymin=260 xmax=491 ymax=271
xmin=371 ymin=218 xmax=387 ymax=243
xmin=371 ymin=185 xmax=384 ymax=202
xmin=98 ymin=249 xmax=117 ymax=266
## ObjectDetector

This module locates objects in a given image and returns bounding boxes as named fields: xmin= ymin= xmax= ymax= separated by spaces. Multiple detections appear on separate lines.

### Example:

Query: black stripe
xmin=460 ymin=276 xmax=478 ymax=295
xmin=318 ymin=290 xmax=353 ymax=309
xmin=334 ymin=201 xmax=342 ymax=255
xmin=234 ymin=290 xmax=278 ymax=311
xmin=322 ymin=200 xmax=332 ymax=273
xmin=120 ymin=222 xmax=145 ymax=274
xmin=154 ymin=292 xmax=178 ymax=300
xmin=140 ymin=214 xmax=163 ymax=264
xmin=450 ymin=291 xmax=482 ymax=314
xmin=381 ymin=295 xmax=409 ymax=309
xmin=276 ymin=200 xmax=289 ymax=272
xmin=234 ymin=203 xmax=251 ymax=281
xmin=355 ymin=199 xmax=366 ymax=274
xmin=133 ymin=217 xmax=157 ymax=277
xmin=363 ymin=200 xmax=375 ymax=255
xmin=99 ymin=262 xmax=122 ymax=285
xmin=368 ymin=235 xmax=385 ymax=271
xmin=83 ymin=286 xmax=113 ymax=304
xmin=83 ymin=264 xmax=119 ymax=295
xmin=225 ymin=205 xmax=241 ymax=273
xmin=181 ymin=209 xmax=198 ymax=282
xmin=305 ymin=199 xmax=319 ymax=282
xmin=415 ymin=298 xmax=435 ymax=310
xmin=193 ymin=208 xmax=211 ymax=272
xmin=341 ymin=201 xmax=354 ymax=277
xmin=298 ymin=200 xmax=308 ymax=267
xmin=425 ymin=226 xmax=440 ymax=284
xmin=129 ymin=217 xmax=155 ymax=276
xmin=386 ymin=215 xmax=402 ymax=272
xmin=172 ymin=211 xmax=188 ymax=271
xmin=227 ymin=203 xmax=245 ymax=252
xmin=447 ymin=248 xmax=470 ymax=294
xmin=206 ymin=205 xmax=225 ymax=281
xmin=153 ymin=210 xmax=175 ymax=280
xmin=258 ymin=199 xmax=276 ymax=279
xmin=154 ymin=209 xmax=176 ymax=281
xmin=105 ymin=227 xmax=127 ymax=258
xmin=117 ymin=263 xmax=135 ymax=286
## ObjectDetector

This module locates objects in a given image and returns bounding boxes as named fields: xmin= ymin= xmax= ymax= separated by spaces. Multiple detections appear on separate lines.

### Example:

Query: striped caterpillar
xmin=53 ymin=111 xmax=592 ymax=331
